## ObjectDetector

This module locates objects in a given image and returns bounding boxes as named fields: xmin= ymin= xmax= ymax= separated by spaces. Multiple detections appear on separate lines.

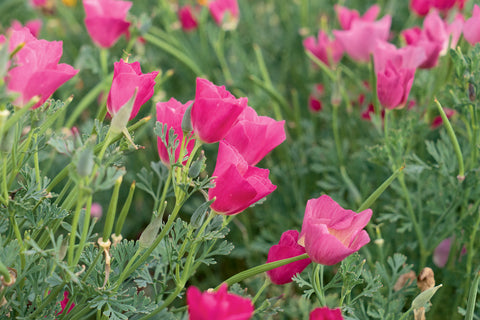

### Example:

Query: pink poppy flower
xmin=107 ymin=59 xmax=158 ymax=120
xmin=11 ymin=20 xmax=42 ymax=38
xmin=433 ymin=237 xmax=466 ymax=267
xmin=411 ymin=0 xmax=432 ymax=16
xmin=334 ymin=4 xmax=380 ymax=30
xmin=191 ymin=78 xmax=247 ymax=144
xmin=208 ymin=141 xmax=276 ymax=215
xmin=56 ymin=291 xmax=74 ymax=317
xmin=156 ymin=98 xmax=195 ymax=165
xmin=266 ymin=230 xmax=311 ymax=285
xmin=223 ymin=106 xmax=285 ymax=165
xmin=208 ymin=0 xmax=239 ymax=30
xmin=464 ymin=5 xmax=480 ymax=46
xmin=303 ymin=31 xmax=344 ymax=67
xmin=310 ymin=307 xmax=344 ymax=320
xmin=178 ymin=5 xmax=198 ymax=31
xmin=187 ymin=283 xmax=254 ymax=320
xmin=402 ymin=10 xmax=461 ymax=68
xmin=83 ymin=0 xmax=132 ymax=48
xmin=6 ymin=28 xmax=78 ymax=109
xmin=333 ymin=15 xmax=391 ymax=63
xmin=373 ymin=41 xmax=425 ymax=109
xmin=298 ymin=195 xmax=372 ymax=265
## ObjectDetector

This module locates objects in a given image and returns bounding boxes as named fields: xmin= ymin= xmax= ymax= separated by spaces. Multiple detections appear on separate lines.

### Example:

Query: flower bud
xmin=181 ymin=102 xmax=193 ymax=133
xmin=110 ymin=88 xmax=138 ymax=135
xmin=76 ymin=146 xmax=94 ymax=177
xmin=188 ymin=150 xmax=205 ymax=179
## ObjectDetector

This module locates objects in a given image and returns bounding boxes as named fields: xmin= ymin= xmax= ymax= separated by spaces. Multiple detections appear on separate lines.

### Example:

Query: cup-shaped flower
xmin=266 ymin=230 xmax=312 ymax=285
xmin=208 ymin=0 xmax=239 ymax=30
xmin=208 ymin=141 xmax=276 ymax=215
xmin=107 ymin=59 xmax=158 ymax=121
xmin=373 ymin=42 xmax=425 ymax=109
xmin=6 ymin=28 xmax=78 ymax=109
xmin=178 ymin=5 xmax=199 ymax=31
xmin=334 ymin=4 xmax=380 ymax=30
xmin=83 ymin=0 xmax=132 ymax=48
xmin=156 ymin=98 xmax=195 ymax=165
xmin=333 ymin=15 xmax=391 ymax=63
xmin=464 ymin=5 xmax=480 ymax=46
xmin=310 ymin=307 xmax=344 ymax=320
xmin=224 ymin=106 xmax=285 ymax=165
xmin=298 ymin=195 xmax=372 ymax=265
xmin=191 ymin=78 xmax=247 ymax=144
xmin=187 ymin=283 xmax=254 ymax=320
xmin=303 ymin=31 xmax=343 ymax=67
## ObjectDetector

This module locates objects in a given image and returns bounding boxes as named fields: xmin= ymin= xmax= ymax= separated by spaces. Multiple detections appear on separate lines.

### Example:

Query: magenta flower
xmin=56 ymin=291 xmax=74 ymax=317
xmin=410 ymin=0 xmax=431 ymax=16
xmin=208 ymin=0 xmax=239 ymax=30
xmin=334 ymin=4 xmax=380 ymax=30
xmin=266 ymin=230 xmax=311 ymax=285
xmin=402 ymin=10 xmax=460 ymax=69
xmin=298 ymin=195 xmax=372 ymax=265
xmin=303 ymin=31 xmax=344 ymax=67
xmin=464 ymin=5 xmax=480 ymax=46
xmin=156 ymin=98 xmax=195 ymax=165
xmin=332 ymin=15 xmax=391 ymax=63
xmin=187 ymin=284 xmax=254 ymax=320
xmin=6 ymin=28 xmax=78 ymax=109
xmin=373 ymin=41 xmax=425 ymax=109
xmin=178 ymin=5 xmax=199 ymax=31
xmin=224 ymin=106 xmax=285 ymax=165
xmin=310 ymin=307 xmax=344 ymax=320
xmin=83 ymin=0 xmax=132 ymax=48
xmin=11 ymin=20 xmax=42 ymax=38
xmin=433 ymin=237 xmax=466 ymax=267
xmin=208 ymin=141 xmax=276 ymax=215
xmin=191 ymin=78 xmax=247 ymax=144
xmin=107 ymin=59 xmax=158 ymax=120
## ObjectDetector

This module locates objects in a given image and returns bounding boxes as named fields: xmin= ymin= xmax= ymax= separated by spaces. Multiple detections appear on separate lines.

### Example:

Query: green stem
xmin=249 ymin=75 xmax=286 ymax=121
xmin=114 ymin=181 xmax=136 ymax=236
xmin=218 ymin=253 xmax=310 ymax=288
xmin=143 ymin=33 xmax=203 ymax=77
xmin=68 ymin=189 xmax=86 ymax=266
xmin=114 ymin=198 xmax=185 ymax=288
xmin=434 ymin=99 xmax=465 ymax=180
xmin=46 ymin=116 xmax=151 ymax=193
xmin=27 ymin=284 xmax=65 ymax=319
xmin=33 ymin=134 xmax=41 ymax=191
xmin=252 ymin=277 xmax=271 ymax=304
xmin=213 ymin=28 xmax=233 ymax=85
xmin=462 ymin=208 xmax=480 ymax=302
xmin=0 ymin=260 xmax=11 ymax=284
xmin=469 ymin=103 xmax=478 ymax=170
xmin=100 ymin=48 xmax=109 ymax=77
xmin=465 ymin=270 xmax=480 ymax=320
xmin=9 ymin=209 xmax=25 ymax=270
xmin=73 ymin=195 xmax=93 ymax=266
xmin=397 ymin=307 xmax=413 ymax=320
xmin=65 ymin=74 xmax=113 ymax=128
xmin=102 ymin=175 xmax=122 ymax=241
xmin=313 ymin=264 xmax=327 ymax=306
xmin=305 ymin=50 xmax=336 ymax=81
xmin=399 ymin=174 xmax=427 ymax=268
xmin=357 ymin=165 xmax=405 ymax=212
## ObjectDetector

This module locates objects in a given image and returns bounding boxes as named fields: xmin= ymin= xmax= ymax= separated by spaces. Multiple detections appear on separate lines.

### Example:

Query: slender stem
xmin=9 ymin=208 xmax=25 ymax=270
xmin=218 ymin=253 xmax=310 ymax=288
xmin=399 ymin=174 xmax=427 ymax=268
xmin=73 ymin=195 xmax=93 ymax=266
xmin=462 ymin=208 xmax=480 ymax=302
xmin=68 ymin=188 xmax=85 ymax=266
xmin=465 ymin=270 xmax=480 ymax=320
xmin=313 ymin=264 xmax=327 ymax=306
xmin=33 ymin=134 xmax=41 ymax=191
xmin=143 ymin=33 xmax=203 ymax=77
xmin=213 ymin=28 xmax=233 ymax=85
xmin=114 ymin=181 xmax=136 ymax=236
xmin=114 ymin=198 xmax=185 ymax=288
xmin=434 ymin=99 xmax=464 ymax=179
xmin=357 ymin=165 xmax=404 ymax=212
xmin=0 ymin=260 xmax=11 ymax=284
xmin=252 ymin=277 xmax=271 ymax=304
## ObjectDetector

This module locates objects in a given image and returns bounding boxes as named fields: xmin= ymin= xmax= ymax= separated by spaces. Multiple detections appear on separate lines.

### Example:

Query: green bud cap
xmin=181 ymin=102 xmax=193 ymax=133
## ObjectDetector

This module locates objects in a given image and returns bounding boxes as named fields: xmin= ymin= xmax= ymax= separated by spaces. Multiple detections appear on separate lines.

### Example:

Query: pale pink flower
xmin=464 ymin=5 xmax=480 ymax=46
xmin=298 ymin=195 xmax=372 ymax=265
xmin=303 ymin=31 xmax=344 ymax=67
